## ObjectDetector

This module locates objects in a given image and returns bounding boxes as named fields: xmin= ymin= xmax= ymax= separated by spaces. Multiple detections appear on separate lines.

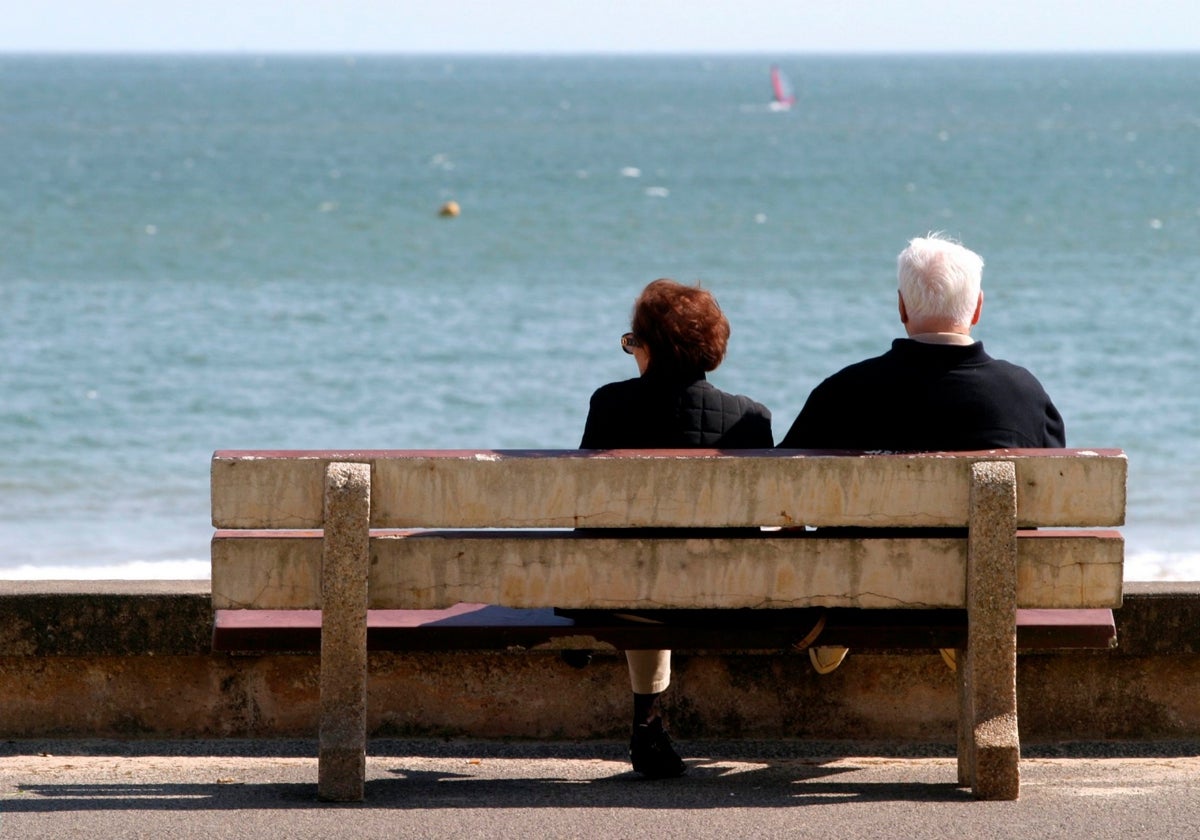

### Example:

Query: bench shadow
xmin=3 ymin=751 xmax=971 ymax=813
xmin=11 ymin=739 xmax=1196 ymax=814
xmin=376 ymin=757 xmax=970 ymax=808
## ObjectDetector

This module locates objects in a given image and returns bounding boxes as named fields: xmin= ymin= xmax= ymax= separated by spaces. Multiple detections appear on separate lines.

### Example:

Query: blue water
xmin=1 ymin=54 xmax=1197 ymax=579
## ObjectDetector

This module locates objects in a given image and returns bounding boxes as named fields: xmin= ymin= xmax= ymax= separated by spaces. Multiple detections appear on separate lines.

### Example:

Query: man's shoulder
xmin=815 ymin=348 xmax=899 ymax=389
xmin=981 ymin=354 xmax=1041 ymax=376
xmin=968 ymin=350 xmax=1053 ymax=391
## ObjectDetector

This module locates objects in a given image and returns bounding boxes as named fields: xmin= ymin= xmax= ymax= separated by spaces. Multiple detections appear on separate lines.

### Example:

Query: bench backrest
xmin=211 ymin=449 xmax=1126 ymax=612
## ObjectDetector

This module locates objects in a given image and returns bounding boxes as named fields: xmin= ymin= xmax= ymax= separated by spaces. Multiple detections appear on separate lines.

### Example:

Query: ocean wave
xmin=1124 ymin=550 xmax=1200 ymax=583
xmin=0 ymin=558 xmax=210 ymax=581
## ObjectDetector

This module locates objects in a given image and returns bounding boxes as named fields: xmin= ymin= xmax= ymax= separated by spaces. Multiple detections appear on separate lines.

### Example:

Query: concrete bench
xmin=210 ymin=448 xmax=1126 ymax=802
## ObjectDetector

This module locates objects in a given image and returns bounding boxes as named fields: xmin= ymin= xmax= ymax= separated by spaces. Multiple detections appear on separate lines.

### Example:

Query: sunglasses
xmin=620 ymin=332 xmax=641 ymax=354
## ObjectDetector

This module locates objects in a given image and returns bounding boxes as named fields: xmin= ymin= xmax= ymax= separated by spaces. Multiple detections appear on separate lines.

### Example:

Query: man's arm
xmin=778 ymin=387 xmax=828 ymax=448
xmin=1043 ymin=400 xmax=1066 ymax=448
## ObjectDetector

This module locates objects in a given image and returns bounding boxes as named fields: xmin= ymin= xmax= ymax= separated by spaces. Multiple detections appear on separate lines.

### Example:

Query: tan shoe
xmin=809 ymin=645 xmax=849 ymax=674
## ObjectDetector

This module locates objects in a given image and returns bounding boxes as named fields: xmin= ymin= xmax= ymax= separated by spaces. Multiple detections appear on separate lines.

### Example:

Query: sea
xmin=1 ymin=54 xmax=1197 ymax=581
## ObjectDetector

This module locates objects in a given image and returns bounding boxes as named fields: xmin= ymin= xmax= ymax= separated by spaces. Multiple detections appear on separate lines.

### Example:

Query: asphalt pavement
xmin=2 ymin=738 xmax=1198 ymax=839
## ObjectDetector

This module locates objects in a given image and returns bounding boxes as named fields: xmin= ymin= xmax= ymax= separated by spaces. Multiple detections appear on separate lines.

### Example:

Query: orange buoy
xmin=438 ymin=200 xmax=461 ymax=218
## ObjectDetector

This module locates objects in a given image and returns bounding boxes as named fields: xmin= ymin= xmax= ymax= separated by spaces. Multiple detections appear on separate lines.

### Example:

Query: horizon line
xmin=2 ymin=47 xmax=1199 ymax=58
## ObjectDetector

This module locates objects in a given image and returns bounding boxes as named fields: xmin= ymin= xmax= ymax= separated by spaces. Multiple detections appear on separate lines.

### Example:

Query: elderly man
xmin=781 ymin=234 xmax=1064 ymax=451
xmin=780 ymin=233 xmax=1065 ymax=672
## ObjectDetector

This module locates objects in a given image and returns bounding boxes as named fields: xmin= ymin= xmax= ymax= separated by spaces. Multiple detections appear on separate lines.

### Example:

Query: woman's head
xmin=629 ymin=278 xmax=730 ymax=376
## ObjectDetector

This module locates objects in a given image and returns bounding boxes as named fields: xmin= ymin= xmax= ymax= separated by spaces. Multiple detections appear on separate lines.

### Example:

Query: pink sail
xmin=770 ymin=65 xmax=797 ymax=109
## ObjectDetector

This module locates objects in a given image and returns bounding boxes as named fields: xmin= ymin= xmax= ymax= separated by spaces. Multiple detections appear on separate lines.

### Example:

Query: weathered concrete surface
xmin=317 ymin=462 xmax=371 ymax=801
xmin=1 ymin=581 xmax=1199 ymax=745
xmin=211 ymin=530 xmax=1124 ymax=611
xmin=1109 ymin=581 xmax=1200 ymax=655
xmin=4 ymin=645 xmax=1200 ymax=744
xmin=961 ymin=460 xmax=1020 ymax=799
xmin=211 ymin=449 xmax=1127 ymax=529
xmin=0 ymin=580 xmax=211 ymax=656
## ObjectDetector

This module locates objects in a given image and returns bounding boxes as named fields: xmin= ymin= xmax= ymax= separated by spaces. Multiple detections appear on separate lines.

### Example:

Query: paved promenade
xmin=2 ymin=739 xmax=1198 ymax=839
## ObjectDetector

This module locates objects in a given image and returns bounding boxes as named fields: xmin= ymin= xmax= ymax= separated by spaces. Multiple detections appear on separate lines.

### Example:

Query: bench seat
xmin=212 ymin=604 xmax=1116 ymax=653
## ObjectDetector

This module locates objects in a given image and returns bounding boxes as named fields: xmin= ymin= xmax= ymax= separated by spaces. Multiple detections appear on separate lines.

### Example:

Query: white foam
xmin=1124 ymin=550 xmax=1200 ymax=582
xmin=0 ymin=559 xmax=210 ymax=581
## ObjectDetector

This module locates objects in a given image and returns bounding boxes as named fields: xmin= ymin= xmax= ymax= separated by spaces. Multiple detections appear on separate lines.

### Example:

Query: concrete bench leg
xmin=961 ymin=460 xmax=1020 ymax=801
xmin=956 ymin=652 xmax=972 ymax=787
xmin=317 ymin=462 xmax=371 ymax=802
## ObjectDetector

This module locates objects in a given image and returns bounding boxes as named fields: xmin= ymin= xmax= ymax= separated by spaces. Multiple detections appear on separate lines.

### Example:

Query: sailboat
xmin=769 ymin=65 xmax=797 ymax=111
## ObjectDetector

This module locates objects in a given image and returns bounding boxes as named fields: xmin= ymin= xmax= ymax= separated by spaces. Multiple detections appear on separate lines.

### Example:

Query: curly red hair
xmin=630 ymin=278 xmax=730 ymax=376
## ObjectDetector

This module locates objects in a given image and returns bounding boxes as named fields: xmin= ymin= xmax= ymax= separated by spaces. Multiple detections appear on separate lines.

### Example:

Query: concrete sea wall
xmin=1 ymin=581 xmax=1197 ymax=743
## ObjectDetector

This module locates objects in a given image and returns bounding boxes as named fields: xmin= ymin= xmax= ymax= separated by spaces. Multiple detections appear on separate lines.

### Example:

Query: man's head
xmin=896 ymin=234 xmax=984 ymax=335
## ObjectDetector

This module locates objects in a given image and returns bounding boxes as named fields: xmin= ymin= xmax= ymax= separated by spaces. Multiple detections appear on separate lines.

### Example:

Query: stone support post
xmin=317 ymin=462 xmax=371 ymax=802
xmin=958 ymin=460 xmax=1020 ymax=800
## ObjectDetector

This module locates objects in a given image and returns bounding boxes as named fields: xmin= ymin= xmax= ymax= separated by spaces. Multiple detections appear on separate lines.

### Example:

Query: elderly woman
xmin=580 ymin=278 xmax=773 ymax=778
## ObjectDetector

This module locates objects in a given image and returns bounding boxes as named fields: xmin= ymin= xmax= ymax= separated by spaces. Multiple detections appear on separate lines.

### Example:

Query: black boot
xmin=629 ymin=716 xmax=686 ymax=778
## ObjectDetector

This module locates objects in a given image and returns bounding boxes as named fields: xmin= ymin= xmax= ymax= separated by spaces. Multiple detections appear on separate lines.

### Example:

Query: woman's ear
xmin=634 ymin=345 xmax=651 ymax=375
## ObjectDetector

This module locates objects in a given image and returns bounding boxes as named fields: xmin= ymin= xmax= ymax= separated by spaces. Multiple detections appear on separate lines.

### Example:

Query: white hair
xmin=896 ymin=234 xmax=984 ymax=327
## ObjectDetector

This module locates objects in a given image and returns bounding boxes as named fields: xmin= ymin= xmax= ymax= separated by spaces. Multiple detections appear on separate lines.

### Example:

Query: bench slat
xmin=211 ymin=604 xmax=1117 ymax=653
xmin=211 ymin=449 xmax=1127 ymax=530
xmin=211 ymin=529 xmax=1124 ymax=611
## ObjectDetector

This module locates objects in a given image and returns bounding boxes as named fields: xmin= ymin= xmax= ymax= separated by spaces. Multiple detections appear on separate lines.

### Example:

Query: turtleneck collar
xmin=908 ymin=331 xmax=976 ymax=346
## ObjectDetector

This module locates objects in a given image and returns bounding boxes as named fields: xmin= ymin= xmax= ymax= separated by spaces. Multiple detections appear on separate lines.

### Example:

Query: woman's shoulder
xmin=685 ymin=382 xmax=773 ymax=447
xmin=589 ymin=376 xmax=644 ymax=404
xmin=692 ymin=380 xmax=772 ymax=420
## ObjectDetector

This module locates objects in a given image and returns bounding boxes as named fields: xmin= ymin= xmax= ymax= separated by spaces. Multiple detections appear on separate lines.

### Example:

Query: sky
xmin=3 ymin=1 xmax=1199 ymax=54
